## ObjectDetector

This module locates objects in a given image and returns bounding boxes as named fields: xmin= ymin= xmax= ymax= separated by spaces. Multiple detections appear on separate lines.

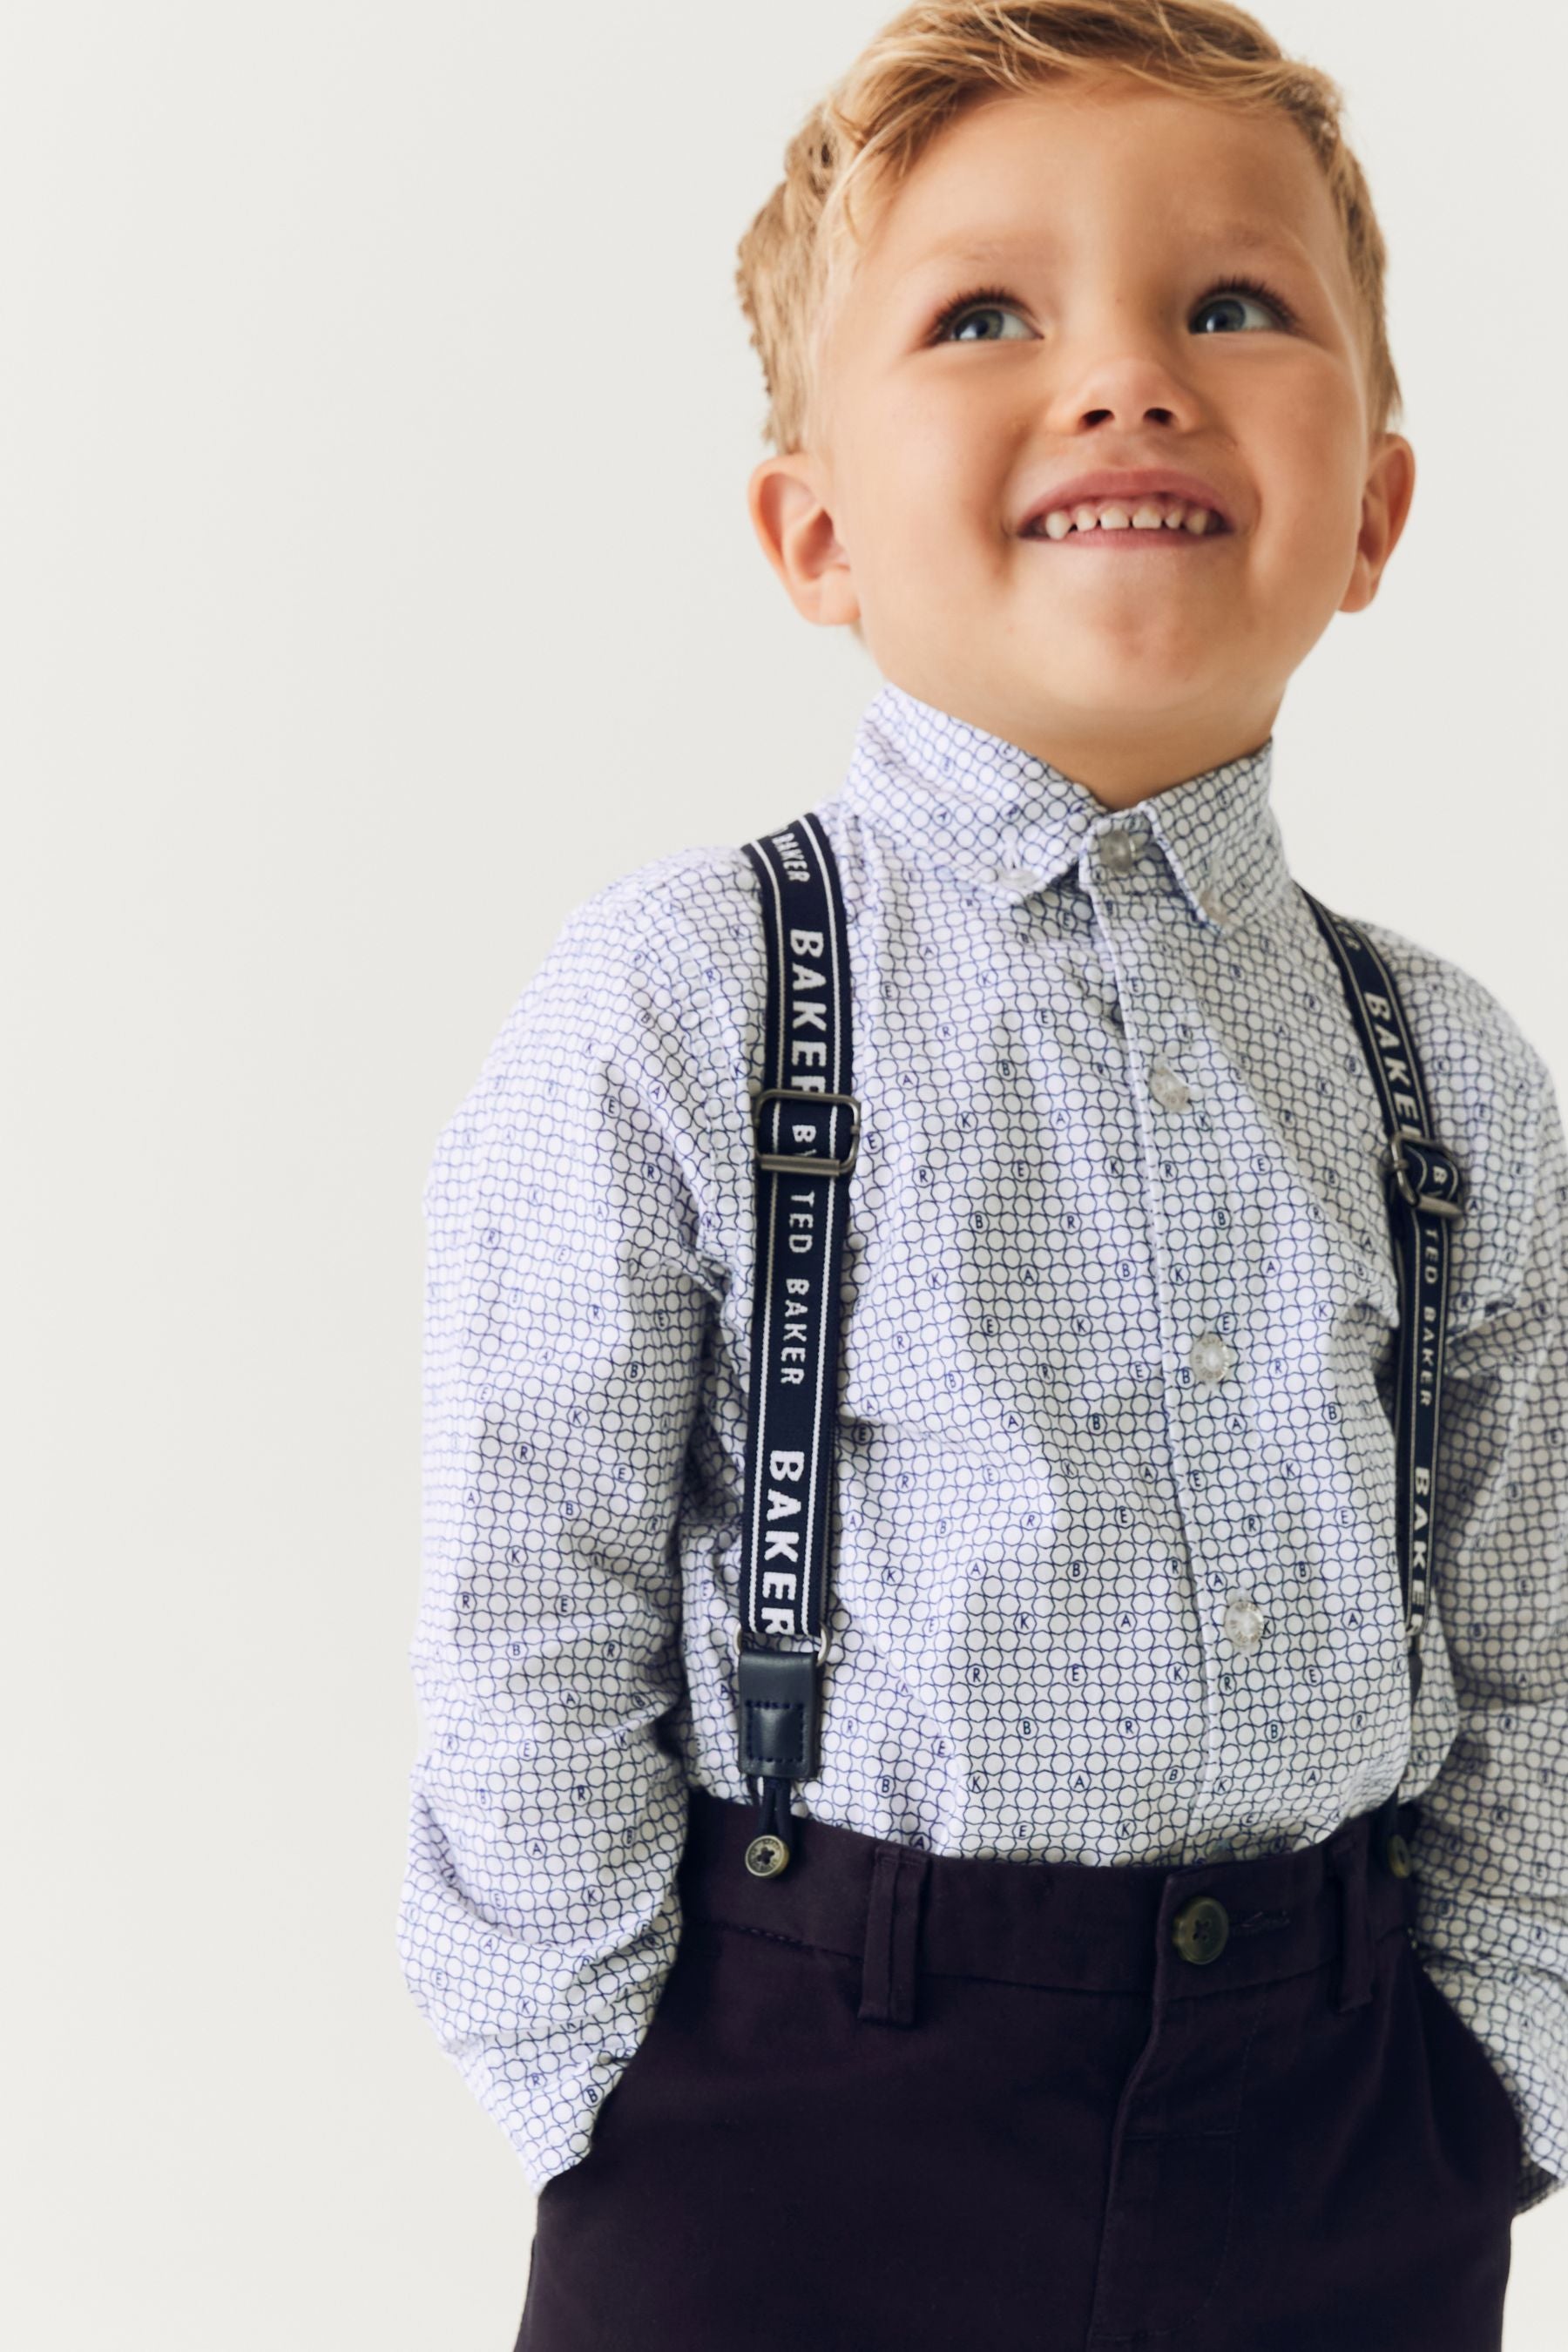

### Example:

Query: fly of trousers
xmin=512 ymin=1781 xmax=1522 ymax=2352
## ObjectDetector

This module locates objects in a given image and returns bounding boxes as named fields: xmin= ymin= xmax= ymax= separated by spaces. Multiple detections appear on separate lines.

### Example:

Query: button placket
xmin=1091 ymin=847 xmax=1260 ymax=1731
xmin=1087 ymin=814 xmax=1280 ymax=1767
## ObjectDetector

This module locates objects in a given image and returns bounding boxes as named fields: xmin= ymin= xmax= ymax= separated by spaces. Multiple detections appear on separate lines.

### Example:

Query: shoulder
xmin=521 ymin=841 xmax=769 ymax=1083
xmin=445 ymin=840 xmax=771 ymax=1167
xmin=536 ymin=808 xmax=854 ymax=1040
xmin=1330 ymin=907 xmax=1550 ymax=1107
xmin=564 ymin=799 xmax=855 ymax=957
xmin=557 ymin=839 xmax=765 ymax=980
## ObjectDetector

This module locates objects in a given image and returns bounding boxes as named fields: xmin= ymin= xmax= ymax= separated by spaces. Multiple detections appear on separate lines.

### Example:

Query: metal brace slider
xmin=754 ymin=1086 xmax=861 ymax=1178
xmin=1383 ymin=1126 xmax=1465 ymax=1220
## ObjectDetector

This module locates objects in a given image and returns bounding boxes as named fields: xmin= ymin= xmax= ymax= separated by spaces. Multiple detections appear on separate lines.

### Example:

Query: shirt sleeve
xmin=395 ymin=880 xmax=720 ymax=2195
xmin=1407 ymin=1050 xmax=1568 ymax=2216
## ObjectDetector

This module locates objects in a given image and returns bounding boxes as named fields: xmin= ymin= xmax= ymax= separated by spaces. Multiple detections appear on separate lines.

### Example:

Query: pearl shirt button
xmin=1190 ymin=1333 xmax=1234 ymax=1382
xmin=1222 ymin=1596 xmax=1267 ymax=1654
xmin=1151 ymin=1059 xmax=1192 ymax=1111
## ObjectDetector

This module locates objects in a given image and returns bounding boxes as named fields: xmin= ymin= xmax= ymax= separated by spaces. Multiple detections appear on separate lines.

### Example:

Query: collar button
xmin=1098 ymin=827 xmax=1145 ymax=874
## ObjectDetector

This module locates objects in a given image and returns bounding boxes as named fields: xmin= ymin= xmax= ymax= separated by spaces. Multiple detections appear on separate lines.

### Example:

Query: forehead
xmin=857 ymin=78 xmax=1345 ymax=289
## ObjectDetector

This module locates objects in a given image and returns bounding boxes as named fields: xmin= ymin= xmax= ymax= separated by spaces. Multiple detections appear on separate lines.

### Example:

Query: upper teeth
xmin=1031 ymin=497 xmax=1225 ymax=538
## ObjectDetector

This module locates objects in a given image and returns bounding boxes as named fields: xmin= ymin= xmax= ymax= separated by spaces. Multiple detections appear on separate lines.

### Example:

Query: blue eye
xmin=1192 ymin=274 xmax=1298 ymax=334
xmin=929 ymin=284 xmax=1031 ymax=343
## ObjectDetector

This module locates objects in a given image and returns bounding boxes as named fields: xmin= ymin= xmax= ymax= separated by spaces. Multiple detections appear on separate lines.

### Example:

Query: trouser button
xmin=744 ymin=1834 xmax=790 ymax=1878
xmin=1172 ymin=1893 xmax=1230 ymax=1964
xmin=1383 ymin=1831 xmax=1413 ymax=1878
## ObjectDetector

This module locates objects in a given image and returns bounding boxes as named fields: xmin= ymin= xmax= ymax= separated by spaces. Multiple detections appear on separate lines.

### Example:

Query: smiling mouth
xmin=1019 ymin=495 xmax=1236 ymax=546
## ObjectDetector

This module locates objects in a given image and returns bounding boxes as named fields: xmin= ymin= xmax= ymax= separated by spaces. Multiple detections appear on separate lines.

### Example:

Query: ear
xmin=746 ymin=451 xmax=862 ymax=627
xmin=1340 ymin=432 xmax=1416 ymax=614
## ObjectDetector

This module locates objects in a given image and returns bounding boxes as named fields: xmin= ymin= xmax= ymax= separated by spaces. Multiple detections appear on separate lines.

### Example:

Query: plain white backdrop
xmin=3 ymin=3 xmax=1564 ymax=2343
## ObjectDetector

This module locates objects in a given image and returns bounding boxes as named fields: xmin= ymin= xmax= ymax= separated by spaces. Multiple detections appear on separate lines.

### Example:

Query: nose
xmin=1053 ymin=335 xmax=1204 ymax=433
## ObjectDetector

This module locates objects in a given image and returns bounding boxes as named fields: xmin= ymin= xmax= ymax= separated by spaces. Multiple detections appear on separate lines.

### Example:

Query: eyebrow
xmin=911 ymin=219 xmax=1315 ymax=272
xmin=1193 ymin=219 xmax=1316 ymax=267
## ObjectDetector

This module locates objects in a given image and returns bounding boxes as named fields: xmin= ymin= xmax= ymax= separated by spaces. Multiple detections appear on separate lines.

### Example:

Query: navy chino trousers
xmin=513 ymin=1781 xmax=1521 ymax=2351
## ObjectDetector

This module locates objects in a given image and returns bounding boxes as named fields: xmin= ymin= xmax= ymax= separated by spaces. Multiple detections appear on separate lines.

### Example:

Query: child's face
xmin=748 ymin=77 xmax=1415 ymax=798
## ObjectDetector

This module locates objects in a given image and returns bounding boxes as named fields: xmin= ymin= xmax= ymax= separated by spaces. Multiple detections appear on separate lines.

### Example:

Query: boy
xmin=399 ymin=4 xmax=1566 ymax=2345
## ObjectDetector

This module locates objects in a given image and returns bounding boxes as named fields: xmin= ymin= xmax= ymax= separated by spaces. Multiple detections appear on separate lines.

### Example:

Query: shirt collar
xmin=837 ymin=679 xmax=1288 ymax=931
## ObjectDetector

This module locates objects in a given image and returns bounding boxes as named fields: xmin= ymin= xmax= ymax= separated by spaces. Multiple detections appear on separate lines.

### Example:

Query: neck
xmin=882 ymin=679 xmax=1282 ymax=809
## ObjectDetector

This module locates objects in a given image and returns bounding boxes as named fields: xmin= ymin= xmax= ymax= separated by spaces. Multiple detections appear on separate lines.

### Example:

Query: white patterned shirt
xmin=398 ymin=680 xmax=1568 ymax=2214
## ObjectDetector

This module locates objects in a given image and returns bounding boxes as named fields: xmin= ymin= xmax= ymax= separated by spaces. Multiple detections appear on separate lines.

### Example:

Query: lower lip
xmin=1020 ymin=524 xmax=1234 ymax=551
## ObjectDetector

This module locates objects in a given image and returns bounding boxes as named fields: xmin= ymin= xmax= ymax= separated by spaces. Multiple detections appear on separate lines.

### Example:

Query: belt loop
xmin=1327 ymin=1828 xmax=1374 ymax=2013
xmin=858 ymin=1842 xmax=929 ymax=2027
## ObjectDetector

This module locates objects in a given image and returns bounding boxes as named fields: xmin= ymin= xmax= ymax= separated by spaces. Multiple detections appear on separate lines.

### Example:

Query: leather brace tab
xmin=736 ymin=1646 xmax=820 ymax=1782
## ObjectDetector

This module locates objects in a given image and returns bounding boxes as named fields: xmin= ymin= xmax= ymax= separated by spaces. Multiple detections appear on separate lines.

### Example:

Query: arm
xmin=395 ymin=882 xmax=719 ymax=2193
xmin=1408 ymin=1051 xmax=1568 ymax=2215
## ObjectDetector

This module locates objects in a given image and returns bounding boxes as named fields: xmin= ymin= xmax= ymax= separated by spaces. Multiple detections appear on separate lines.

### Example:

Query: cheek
xmin=851 ymin=393 xmax=1004 ymax=549
xmin=1260 ymin=373 xmax=1369 ymax=550
xmin=1261 ymin=467 xmax=1368 ymax=597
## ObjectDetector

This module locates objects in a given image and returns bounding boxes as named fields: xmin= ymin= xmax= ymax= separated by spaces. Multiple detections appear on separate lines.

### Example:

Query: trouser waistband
xmin=679 ymin=1784 xmax=1422 ymax=2028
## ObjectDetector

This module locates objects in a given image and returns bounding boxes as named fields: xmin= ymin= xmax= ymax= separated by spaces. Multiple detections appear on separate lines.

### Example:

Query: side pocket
xmin=1405 ymin=1941 xmax=1524 ymax=2173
